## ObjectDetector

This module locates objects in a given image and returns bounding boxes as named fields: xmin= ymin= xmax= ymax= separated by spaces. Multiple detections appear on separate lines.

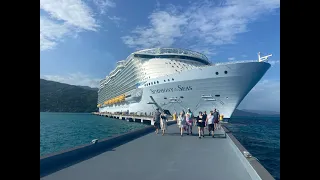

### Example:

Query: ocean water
xmin=40 ymin=112 xmax=148 ymax=156
xmin=40 ymin=112 xmax=280 ymax=180
xmin=225 ymin=116 xmax=280 ymax=180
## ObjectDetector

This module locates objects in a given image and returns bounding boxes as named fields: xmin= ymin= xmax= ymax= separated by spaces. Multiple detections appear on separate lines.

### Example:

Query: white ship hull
xmin=99 ymin=61 xmax=270 ymax=118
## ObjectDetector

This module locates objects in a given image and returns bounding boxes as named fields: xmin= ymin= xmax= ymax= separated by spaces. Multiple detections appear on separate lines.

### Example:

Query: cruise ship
xmin=97 ymin=48 xmax=271 ymax=119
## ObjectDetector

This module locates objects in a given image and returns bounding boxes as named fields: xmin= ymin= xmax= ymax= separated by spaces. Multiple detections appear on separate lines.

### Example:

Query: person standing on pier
xmin=196 ymin=111 xmax=206 ymax=138
xmin=177 ymin=111 xmax=186 ymax=136
xmin=173 ymin=111 xmax=177 ymax=121
xmin=185 ymin=108 xmax=193 ymax=135
xmin=160 ymin=112 xmax=168 ymax=136
xmin=213 ymin=109 xmax=220 ymax=130
xmin=153 ymin=108 xmax=161 ymax=134
xmin=206 ymin=111 xmax=215 ymax=137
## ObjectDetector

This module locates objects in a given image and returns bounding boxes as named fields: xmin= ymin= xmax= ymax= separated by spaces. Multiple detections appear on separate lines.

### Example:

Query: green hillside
xmin=40 ymin=79 xmax=98 ymax=112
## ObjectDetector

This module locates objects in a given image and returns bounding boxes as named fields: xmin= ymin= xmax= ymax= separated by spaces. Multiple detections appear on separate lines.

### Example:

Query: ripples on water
xmin=40 ymin=112 xmax=148 ymax=156
xmin=225 ymin=116 xmax=280 ymax=180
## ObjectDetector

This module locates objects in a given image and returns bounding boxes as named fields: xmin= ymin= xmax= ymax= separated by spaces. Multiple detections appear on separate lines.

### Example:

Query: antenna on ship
xmin=258 ymin=52 xmax=272 ymax=62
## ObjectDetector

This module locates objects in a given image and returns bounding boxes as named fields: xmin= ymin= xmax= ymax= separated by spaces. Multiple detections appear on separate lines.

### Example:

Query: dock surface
xmin=41 ymin=123 xmax=272 ymax=180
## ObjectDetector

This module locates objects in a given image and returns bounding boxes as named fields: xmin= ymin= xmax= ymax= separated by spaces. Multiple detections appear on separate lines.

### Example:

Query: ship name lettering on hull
xmin=150 ymin=85 xmax=193 ymax=94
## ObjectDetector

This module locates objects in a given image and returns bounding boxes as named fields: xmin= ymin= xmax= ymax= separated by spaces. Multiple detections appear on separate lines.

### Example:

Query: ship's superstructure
xmin=97 ymin=48 xmax=271 ymax=118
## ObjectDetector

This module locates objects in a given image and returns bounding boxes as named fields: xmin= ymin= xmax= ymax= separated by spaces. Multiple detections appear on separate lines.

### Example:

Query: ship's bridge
xmin=126 ymin=48 xmax=211 ymax=65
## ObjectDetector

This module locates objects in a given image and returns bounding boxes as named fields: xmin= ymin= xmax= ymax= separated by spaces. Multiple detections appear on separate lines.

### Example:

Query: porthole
xmin=168 ymin=79 xmax=170 ymax=81
xmin=215 ymin=95 xmax=220 ymax=97
xmin=164 ymin=80 xmax=166 ymax=82
xmin=151 ymin=82 xmax=153 ymax=85
xmin=157 ymin=81 xmax=159 ymax=84
xmin=215 ymin=72 xmax=219 ymax=75
xmin=154 ymin=82 xmax=156 ymax=84
xmin=224 ymin=71 xmax=228 ymax=74
xmin=149 ymin=83 xmax=150 ymax=85
xmin=172 ymin=78 xmax=174 ymax=81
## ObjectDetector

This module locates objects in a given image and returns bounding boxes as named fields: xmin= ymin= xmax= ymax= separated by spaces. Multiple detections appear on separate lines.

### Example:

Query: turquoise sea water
xmin=40 ymin=112 xmax=148 ymax=156
xmin=40 ymin=112 xmax=280 ymax=180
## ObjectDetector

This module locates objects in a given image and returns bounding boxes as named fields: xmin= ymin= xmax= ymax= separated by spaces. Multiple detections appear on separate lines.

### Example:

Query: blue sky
xmin=40 ymin=0 xmax=280 ymax=112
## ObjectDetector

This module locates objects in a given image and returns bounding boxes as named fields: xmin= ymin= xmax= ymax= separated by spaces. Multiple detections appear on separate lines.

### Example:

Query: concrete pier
xmin=40 ymin=122 xmax=274 ymax=180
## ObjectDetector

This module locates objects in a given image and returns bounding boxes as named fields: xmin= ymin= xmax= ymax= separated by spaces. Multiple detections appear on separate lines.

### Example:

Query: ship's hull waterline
xmin=99 ymin=61 xmax=270 ymax=118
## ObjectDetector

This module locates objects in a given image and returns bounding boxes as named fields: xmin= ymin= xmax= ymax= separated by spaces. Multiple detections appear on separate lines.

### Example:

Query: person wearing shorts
xmin=206 ymin=111 xmax=214 ymax=137
xmin=196 ymin=111 xmax=206 ymax=138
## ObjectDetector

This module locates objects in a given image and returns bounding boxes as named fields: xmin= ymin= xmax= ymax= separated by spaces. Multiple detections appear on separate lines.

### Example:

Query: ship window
xmin=164 ymin=80 xmax=166 ymax=82
xmin=215 ymin=72 xmax=219 ymax=75
xmin=149 ymin=83 xmax=150 ymax=85
xmin=224 ymin=71 xmax=228 ymax=74
xmin=174 ymin=63 xmax=176 ymax=64
xmin=180 ymin=96 xmax=184 ymax=98
xmin=157 ymin=81 xmax=159 ymax=84
xmin=172 ymin=78 xmax=174 ymax=81
xmin=168 ymin=79 xmax=170 ymax=81
xmin=151 ymin=82 xmax=153 ymax=85
xmin=154 ymin=81 xmax=156 ymax=84
xmin=172 ymin=66 xmax=174 ymax=68
xmin=215 ymin=95 xmax=220 ymax=97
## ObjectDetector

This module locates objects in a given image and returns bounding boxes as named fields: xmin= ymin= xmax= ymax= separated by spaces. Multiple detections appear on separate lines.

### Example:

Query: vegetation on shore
xmin=40 ymin=79 xmax=98 ymax=112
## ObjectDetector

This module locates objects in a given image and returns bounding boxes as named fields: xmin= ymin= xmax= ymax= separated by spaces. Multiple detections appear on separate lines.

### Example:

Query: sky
xmin=40 ymin=0 xmax=280 ymax=112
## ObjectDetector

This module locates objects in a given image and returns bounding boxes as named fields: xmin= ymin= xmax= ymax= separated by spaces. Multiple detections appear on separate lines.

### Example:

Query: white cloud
xmin=40 ymin=0 xmax=98 ymax=30
xmin=41 ymin=73 xmax=101 ymax=88
xmin=238 ymin=79 xmax=280 ymax=111
xmin=108 ymin=16 xmax=126 ymax=27
xmin=93 ymin=0 xmax=116 ymax=15
xmin=122 ymin=0 xmax=280 ymax=56
xmin=40 ymin=16 xmax=70 ymax=51
xmin=122 ymin=10 xmax=188 ymax=49
xmin=40 ymin=0 xmax=109 ymax=51
xmin=228 ymin=57 xmax=235 ymax=61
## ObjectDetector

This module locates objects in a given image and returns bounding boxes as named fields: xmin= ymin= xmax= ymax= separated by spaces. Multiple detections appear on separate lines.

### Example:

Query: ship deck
xmin=40 ymin=123 xmax=274 ymax=180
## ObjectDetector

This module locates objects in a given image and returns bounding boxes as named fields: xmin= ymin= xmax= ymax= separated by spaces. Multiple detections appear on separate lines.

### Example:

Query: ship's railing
xmin=133 ymin=48 xmax=209 ymax=61
xmin=214 ymin=60 xmax=259 ymax=66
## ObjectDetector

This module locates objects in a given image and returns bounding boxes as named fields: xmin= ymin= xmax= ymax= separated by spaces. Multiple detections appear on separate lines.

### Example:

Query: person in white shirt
xmin=160 ymin=112 xmax=168 ymax=136
xmin=177 ymin=111 xmax=186 ymax=136
xmin=206 ymin=111 xmax=215 ymax=137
